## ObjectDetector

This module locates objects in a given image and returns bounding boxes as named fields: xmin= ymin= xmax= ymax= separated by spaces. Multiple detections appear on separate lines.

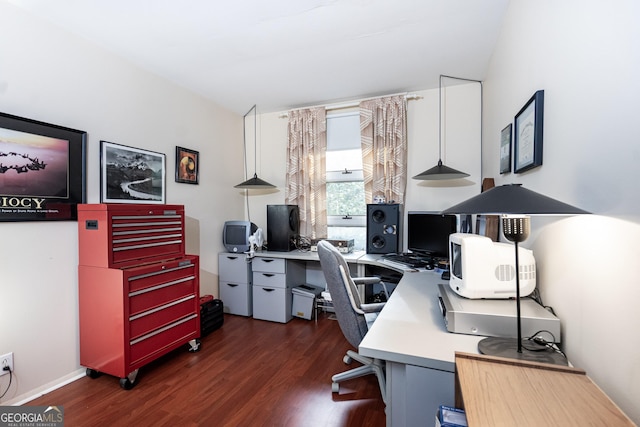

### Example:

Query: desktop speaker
xmin=267 ymin=204 xmax=300 ymax=251
xmin=366 ymin=203 xmax=401 ymax=254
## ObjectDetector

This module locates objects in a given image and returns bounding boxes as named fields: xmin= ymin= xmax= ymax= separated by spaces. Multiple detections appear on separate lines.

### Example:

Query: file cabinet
xmin=252 ymin=257 xmax=305 ymax=323
xmin=218 ymin=253 xmax=253 ymax=316
xmin=77 ymin=204 xmax=200 ymax=389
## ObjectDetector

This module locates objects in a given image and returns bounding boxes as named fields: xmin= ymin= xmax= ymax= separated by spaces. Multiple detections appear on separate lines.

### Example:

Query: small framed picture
xmin=175 ymin=146 xmax=199 ymax=184
xmin=499 ymin=123 xmax=512 ymax=174
xmin=100 ymin=140 xmax=166 ymax=204
xmin=514 ymin=90 xmax=544 ymax=173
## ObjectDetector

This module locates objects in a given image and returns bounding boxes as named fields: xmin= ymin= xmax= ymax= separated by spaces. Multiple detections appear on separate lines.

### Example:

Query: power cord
xmin=522 ymin=329 xmax=567 ymax=359
xmin=1 ymin=364 xmax=12 ymax=399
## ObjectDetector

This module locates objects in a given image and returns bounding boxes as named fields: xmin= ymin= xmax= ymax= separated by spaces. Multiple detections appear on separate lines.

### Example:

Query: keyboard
xmin=382 ymin=253 xmax=432 ymax=269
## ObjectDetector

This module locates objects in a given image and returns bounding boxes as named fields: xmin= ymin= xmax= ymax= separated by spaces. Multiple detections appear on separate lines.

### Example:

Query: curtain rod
xmin=278 ymin=92 xmax=422 ymax=118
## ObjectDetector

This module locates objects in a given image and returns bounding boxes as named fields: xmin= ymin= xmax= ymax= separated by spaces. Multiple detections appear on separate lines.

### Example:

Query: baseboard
xmin=3 ymin=368 xmax=85 ymax=406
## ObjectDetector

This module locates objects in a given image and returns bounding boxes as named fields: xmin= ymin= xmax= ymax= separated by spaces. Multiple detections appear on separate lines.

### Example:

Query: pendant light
xmin=235 ymin=104 xmax=276 ymax=189
xmin=413 ymin=75 xmax=481 ymax=180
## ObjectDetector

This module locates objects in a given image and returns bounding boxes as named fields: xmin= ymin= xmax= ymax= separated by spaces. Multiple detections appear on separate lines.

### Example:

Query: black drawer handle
xmin=261 ymin=273 xmax=275 ymax=277
xmin=262 ymin=288 xmax=275 ymax=292
xmin=226 ymin=256 xmax=238 ymax=260
xmin=262 ymin=259 xmax=275 ymax=263
xmin=227 ymin=283 xmax=239 ymax=288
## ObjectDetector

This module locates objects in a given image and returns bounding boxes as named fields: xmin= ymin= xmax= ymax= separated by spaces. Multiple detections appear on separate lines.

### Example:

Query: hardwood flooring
xmin=27 ymin=313 xmax=386 ymax=426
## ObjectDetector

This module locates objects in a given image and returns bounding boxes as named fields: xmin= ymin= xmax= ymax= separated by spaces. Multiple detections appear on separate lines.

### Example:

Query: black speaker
xmin=366 ymin=204 xmax=401 ymax=254
xmin=267 ymin=205 xmax=300 ymax=252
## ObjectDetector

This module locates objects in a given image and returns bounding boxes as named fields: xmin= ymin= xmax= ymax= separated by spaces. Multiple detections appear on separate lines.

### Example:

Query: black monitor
xmin=406 ymin=212 xmax=457 ymax=259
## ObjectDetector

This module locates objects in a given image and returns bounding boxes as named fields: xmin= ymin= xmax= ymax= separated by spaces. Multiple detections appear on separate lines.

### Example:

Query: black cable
xmin=0 ymin=368 xmax=12 ymax=399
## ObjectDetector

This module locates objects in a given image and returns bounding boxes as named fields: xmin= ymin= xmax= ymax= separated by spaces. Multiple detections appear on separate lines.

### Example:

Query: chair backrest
xmin=317 ymin=240 xmax=368 ymax=348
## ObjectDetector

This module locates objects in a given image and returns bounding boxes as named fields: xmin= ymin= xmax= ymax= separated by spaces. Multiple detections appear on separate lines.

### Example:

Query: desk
xmin=359 ymin=270 xmax=482 ymax=427
xmin=454 ymin=352 xmax=635 ymax=426
xmin=253 ymin=251 xmax=482 ymax=426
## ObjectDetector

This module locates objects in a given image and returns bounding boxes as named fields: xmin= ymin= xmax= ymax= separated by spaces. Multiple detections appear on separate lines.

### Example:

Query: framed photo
xmin=499 ymin=123 xmax=512 ymax=174
xmin=0 ymin=112 xmax=86 ymax=221
xmin=175 ymin=146 xmax=199 ymax=184
xmin=100 ymin=140 xmax=166 ymax=204
xmin=514 ymin=90 xmax=544 ymax=173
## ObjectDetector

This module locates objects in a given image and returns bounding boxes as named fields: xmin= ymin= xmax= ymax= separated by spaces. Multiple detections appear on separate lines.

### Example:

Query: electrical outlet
xmin=0 ymin=352 xmax=13 ymax=377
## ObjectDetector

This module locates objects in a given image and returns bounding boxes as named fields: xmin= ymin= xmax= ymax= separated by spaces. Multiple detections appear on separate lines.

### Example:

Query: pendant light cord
xmin=242 ymin=104 xmax=257 ymax=221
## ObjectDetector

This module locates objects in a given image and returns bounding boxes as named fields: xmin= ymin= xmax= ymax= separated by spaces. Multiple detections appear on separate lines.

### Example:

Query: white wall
xmin=0 ymin=2 xmax=243 ymax=404
xmin=483 ymin=0 xmax=640 ymax=422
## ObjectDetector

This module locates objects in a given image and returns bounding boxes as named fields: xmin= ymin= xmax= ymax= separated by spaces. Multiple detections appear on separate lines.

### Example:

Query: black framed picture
xmin=175 ymin=146 xmax=199 ymax=184
xmin=514 ymin=90 xmax=544 ymax=173
xmin=100 ymin=140 xmax=166 ymax=204
xmin=0 ymin=112 xmax=86 ymax=221
xmin=500 ymin=123 xmax=512 ymax=174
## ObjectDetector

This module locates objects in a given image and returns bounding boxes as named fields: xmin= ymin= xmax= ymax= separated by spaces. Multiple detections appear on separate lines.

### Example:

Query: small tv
xmin=407 ymin=212 xmax=457 ymax=259
xmin=223 ymin=220 xmax=257 ymax=253
xmin=449 ymin=233 xmax=536 ymax=299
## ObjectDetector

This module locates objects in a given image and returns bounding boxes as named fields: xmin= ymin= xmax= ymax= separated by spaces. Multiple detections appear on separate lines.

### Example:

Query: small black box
xmin=200 ymin=299 xmax=224 ymax=336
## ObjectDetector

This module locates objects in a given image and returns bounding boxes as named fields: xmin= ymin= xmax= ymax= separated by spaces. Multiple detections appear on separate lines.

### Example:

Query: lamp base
xmin=478 ymin=337 xmax=568 ymax=366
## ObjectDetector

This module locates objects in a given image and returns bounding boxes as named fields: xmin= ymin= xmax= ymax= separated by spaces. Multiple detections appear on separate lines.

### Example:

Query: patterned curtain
xmin=285 ymin=107 xmax=327 ymax=239
xmin=360 ymin=95 xmax=408 ymax=205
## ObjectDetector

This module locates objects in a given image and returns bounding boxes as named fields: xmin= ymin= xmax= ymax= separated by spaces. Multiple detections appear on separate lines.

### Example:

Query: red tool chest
xmin=77 ymin=203 xmax=200 ymax=389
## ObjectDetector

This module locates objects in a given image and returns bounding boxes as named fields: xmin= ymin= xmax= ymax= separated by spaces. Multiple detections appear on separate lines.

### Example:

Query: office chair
xmin=317 ymin=240 xmax=387 ymax=404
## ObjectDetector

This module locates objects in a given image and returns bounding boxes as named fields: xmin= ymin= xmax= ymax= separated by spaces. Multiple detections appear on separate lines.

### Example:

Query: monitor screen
xmin=407 ymin=212 xmax=457 ymax=259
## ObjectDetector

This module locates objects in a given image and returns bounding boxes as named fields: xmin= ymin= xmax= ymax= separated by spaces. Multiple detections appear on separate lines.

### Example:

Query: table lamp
xmin=441 ymin=184 xmax=589 ymax=364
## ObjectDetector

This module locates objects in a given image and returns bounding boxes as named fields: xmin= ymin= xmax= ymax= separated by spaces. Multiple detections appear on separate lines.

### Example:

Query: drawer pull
xmin=112 ymin=220 xmax=182 ymax=227
xmin=113 ymin=227 xmax=182 ymax=236
xmin=129 ymin=276 xmax=195 ymax=297
xmin=113 ymin=233 xmax=183 ymax=244
xmin=261 ymin=273 xmax=275 ymax=277
xmin=262 ymin=259 xmax=275 ymax=263
xmin=129 ymin=295 xmax=195 ymax=321
xmin=130 ymin=313 xmax=197 ymax=345
xmin=128 ymin=264 xmax=193 ymax=281
xmin=226 ymin=256 xmax=238 ymax=260
xmin=226 ymin=283 xmax=239 ymax=288
xmin=113 ymin=215 xmax=182 ymax=220
xmin=262 ymin=288 xmax=276 ymax=293
xmin=113 ymin=240 xmax=183 ymax=252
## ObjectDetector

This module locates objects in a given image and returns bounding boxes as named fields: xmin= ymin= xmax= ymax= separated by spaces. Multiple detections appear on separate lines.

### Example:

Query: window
xmin=326 ymin=112 xmax=366 ymax=250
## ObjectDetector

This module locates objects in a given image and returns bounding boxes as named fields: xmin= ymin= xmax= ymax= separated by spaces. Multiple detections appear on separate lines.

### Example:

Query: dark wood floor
xmin=28 ymin=313 xmax=386 ymax=426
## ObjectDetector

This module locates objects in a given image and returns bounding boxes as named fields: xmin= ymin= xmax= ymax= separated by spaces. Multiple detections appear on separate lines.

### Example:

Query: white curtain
xmin=285 ymin=107 xmax=327 ymax=239
xmin=360 ymin=95 xmax=408 ymax=205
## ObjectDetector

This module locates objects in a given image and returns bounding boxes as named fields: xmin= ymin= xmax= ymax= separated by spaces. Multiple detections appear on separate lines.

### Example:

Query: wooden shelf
xmin=454 ymin=352 xmax=635 ymax=426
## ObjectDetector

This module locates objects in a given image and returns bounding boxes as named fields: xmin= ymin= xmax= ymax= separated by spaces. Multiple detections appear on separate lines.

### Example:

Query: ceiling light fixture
xmin=413 ymin=75 xmax=482 ymax=180
xmin=235 ymin=104 xmax=275 ymax=189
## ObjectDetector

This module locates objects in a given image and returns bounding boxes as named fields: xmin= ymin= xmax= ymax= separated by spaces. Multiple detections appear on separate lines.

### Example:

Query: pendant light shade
xmin=235 ymin=104 xmax=275 ymax=189
xmin=235 ymin=173 xmax=275 ymax=189
xmin=413 ymin=159 xmax=469 ymax=180
xmin=413 ymin=75 xmax=481 ymax=181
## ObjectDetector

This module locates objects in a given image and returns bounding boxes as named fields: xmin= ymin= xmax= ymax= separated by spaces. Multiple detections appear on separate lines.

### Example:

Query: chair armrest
xmin=360 ymin=302 xmax=386 ymax=313
xmin=352 ymin=276 xmax=382 ymax=285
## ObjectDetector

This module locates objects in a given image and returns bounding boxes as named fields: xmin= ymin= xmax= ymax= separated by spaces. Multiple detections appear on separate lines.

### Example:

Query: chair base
xmin=331 ymin=350 xmax=386 ymax=404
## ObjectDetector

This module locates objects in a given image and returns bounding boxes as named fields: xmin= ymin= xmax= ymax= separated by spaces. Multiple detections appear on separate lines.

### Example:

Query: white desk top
xmin=252 ymin=249 xmax=365 ymax=263
xmin=359 ymin=270 xmax=482 ymax=372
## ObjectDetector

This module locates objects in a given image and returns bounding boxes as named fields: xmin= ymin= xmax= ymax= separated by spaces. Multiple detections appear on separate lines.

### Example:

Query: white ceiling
xmin=7 ymin=0 xmax=509 ymax=115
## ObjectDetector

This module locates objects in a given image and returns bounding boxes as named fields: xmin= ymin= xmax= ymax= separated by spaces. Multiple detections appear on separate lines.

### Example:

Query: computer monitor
xmin=406 ymin=212 xmax=457 ymax=259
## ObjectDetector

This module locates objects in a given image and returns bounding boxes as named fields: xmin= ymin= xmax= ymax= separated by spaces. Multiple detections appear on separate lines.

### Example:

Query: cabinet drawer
xmin=219 ymin=281 xmax=252 ymax=316
xmin=129 ymin=314 xmax=199 ymax=366
xmin=129 ymin=295 xmax=196 ymax=339
xmin=252 ymin=257 xmax=285 ymax=273
xmin=252 ymin=285 xmax=292 ymax=323
xmin=129 ymin=276 xmax=196 ymax=316
xmin=127 ymin=261 xmax=196 ymax=294
xmin=218 ymin=253 xmax=252 ymax=282
xmin=253 ymin=271 xmax=287 ymax=288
